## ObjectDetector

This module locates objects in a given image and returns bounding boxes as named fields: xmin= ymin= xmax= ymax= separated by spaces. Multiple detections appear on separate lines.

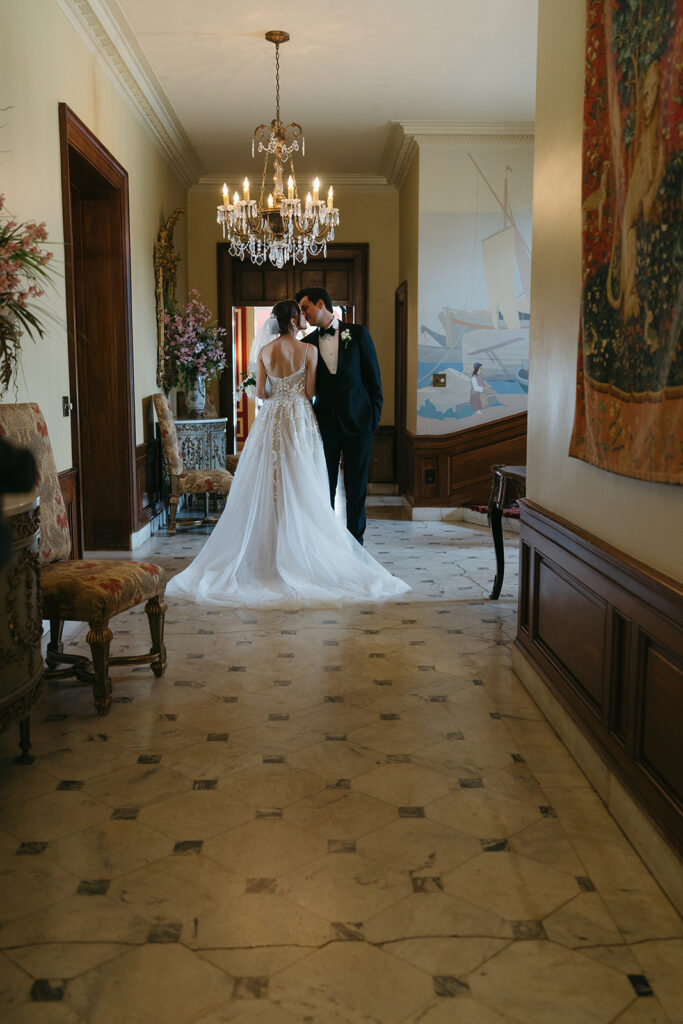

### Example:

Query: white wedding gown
xmin=165 ymin=361 xmax=410 ymax=608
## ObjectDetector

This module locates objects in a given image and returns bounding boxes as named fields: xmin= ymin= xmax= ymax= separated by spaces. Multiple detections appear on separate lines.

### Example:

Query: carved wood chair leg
xmin=46 ymin=619 xmax=65 ymax=668
xmin=169 ymin=496 xmax=179 ymax=535
xmin=15 ymin=716 xmax=34 ymax=765
xmin=145 ymin=595 xmax=168 ymax=678
xmin=86 ymin=623 xmax=114 ymax=716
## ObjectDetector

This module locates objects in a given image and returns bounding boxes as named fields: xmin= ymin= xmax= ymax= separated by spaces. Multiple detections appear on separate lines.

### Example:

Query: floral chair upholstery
xmin=153 ymin=393 xmax=234 ymax=535
xmin=0 ymin=403 xmax=167 ymax=717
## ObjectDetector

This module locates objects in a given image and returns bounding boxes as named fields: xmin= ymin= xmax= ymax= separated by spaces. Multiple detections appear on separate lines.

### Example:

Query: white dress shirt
xmin=318 ymin=316 xmax=340 ymax=375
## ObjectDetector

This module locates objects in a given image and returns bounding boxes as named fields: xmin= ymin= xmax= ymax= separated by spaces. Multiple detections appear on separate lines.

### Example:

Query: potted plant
xmin=163 ymin=290 xmax=227 ymax=417
xmin=0 ymin=195 xmax=54 ymax=396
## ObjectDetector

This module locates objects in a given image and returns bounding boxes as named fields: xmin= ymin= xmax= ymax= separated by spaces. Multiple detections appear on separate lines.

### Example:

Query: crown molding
xmin=195 ymin=174 xmax=395 ymax=194
xmin=384 ymin=121 xmax=535 ymax=187
xmin=396 ymin=120 xmax=535 ymax=137
xmin=55 ymin=0 xmax=203 ymax=186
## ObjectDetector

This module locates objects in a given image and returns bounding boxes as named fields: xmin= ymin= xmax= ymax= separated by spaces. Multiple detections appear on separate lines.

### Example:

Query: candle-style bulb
xmin=222 ymin=183 xmax=229 ymax=205
xmin=312 ymin=177 xmax=320 ymax=202
xmin=327 ymin=185 xmax=334 ymax=210
xmin=287 ymin=175 xmax=294 ymax=199
xmin=243 ymin=178 xmax=250 ymax=201
xmin=267 ymin=193 xmax=274 ymax=209
xmin=233 ymin=191 xmax=240 ymax=205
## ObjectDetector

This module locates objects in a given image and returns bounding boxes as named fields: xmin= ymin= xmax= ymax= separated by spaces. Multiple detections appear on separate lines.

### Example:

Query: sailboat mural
xmin=417 ymin=153 xmax=532 ymax=434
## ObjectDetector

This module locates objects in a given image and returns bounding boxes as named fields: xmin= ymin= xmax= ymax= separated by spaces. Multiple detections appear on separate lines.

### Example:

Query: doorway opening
xmin=232 ymin=303 xmax=348 ymax=450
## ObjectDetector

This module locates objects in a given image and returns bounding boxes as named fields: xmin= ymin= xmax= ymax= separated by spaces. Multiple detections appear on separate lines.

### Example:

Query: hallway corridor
xmin=1 ymin=513 xmax=681 ymax=1023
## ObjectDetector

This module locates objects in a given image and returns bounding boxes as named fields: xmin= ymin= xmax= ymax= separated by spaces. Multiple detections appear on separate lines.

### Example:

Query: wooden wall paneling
xmin=135 ymin=440 xmax=162 ymax=530
xmin=533 ymin=552 xmax=606 ymax=715
xmin=369 ymin=426 xmax=395 ymax=484
xmin=515 ymin=498 xmax=683 ymax=853
xmin=639 ymin=639 xmax=683 ymax=806
xmin=404 ymin=412 xmax=527 ymax=507
xmin=57 ymin=467 xmax=81 ymax=559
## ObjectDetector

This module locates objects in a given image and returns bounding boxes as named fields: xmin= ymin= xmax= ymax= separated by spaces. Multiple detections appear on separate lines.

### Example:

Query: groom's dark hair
xmin=295 ymin=286 xmax=333 ymax=313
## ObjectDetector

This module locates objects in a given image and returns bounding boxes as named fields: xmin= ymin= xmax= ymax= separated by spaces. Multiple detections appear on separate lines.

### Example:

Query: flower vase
xmin=185 ymin=377 xmax=206 ymax=418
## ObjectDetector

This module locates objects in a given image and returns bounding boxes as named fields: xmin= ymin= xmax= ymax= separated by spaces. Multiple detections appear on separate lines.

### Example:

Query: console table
xmin=157 ymin=417 xmax=228 ymax=517
xmin=173 ymin=417 xmax=228 ymax=471
xmin=489 ymin=465 xmax=526 ymax=600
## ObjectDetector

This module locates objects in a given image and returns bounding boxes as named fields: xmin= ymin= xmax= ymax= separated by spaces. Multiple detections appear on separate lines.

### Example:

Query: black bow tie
xmin=319 ymin=325 xmax=336 ymax=337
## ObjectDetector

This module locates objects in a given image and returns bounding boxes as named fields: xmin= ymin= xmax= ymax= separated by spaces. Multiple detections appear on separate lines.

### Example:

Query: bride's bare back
xmin=257 ymin=335 xmax=318 ymax=400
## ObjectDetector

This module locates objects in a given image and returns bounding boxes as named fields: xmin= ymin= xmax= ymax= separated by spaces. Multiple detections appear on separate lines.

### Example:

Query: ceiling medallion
xmin=217 ymin=30 xmax=339 ymax=269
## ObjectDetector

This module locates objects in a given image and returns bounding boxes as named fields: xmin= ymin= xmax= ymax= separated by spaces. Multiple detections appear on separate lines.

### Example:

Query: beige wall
xmin=528 ymin=0 xmax=682 ymax=581
xmin=399 ymin=152 xmax=420 ymax=432
xmin=0 ymin=0 xmax=187 ymax=469
xmin=187 ymin=187 xmax=399 ymax=425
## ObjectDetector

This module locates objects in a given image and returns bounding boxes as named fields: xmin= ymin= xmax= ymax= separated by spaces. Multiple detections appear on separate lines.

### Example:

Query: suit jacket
xmin=309 ymin=322 xmax=383 ymax=437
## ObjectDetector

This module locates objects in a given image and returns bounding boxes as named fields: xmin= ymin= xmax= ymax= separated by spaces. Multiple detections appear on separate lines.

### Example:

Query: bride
xmin=166 ymin=300 xmax=410 ymax=608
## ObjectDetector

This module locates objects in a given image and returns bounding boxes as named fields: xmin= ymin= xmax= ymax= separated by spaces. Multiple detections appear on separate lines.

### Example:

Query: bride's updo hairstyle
xmin=271 ymin=300 xmax=301 ymax=335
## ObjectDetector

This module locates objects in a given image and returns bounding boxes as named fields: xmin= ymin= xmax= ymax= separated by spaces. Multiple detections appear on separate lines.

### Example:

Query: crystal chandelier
xmin=217 ymin=30 xmax=340 ymax=269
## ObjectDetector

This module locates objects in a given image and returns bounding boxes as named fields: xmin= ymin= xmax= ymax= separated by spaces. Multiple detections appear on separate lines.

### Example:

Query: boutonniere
xmin=341 ymin=328 xmax=352 ymax=349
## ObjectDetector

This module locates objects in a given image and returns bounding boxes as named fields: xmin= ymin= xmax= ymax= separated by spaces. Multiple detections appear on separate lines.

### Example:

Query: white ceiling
xmin=112 ymin=0 xmax=539 ymax=182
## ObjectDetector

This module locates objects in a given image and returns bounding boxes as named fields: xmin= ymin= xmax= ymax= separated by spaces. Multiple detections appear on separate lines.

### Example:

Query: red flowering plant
xmin=0 ymin=194 xmax=55 ymax=394
xmin=163 ymin=290 xmax=227 ymax=391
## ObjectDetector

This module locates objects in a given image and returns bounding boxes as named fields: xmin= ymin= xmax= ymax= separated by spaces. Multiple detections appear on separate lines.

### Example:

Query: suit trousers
xmin=319 ymin=426 xmax=374 ymax=545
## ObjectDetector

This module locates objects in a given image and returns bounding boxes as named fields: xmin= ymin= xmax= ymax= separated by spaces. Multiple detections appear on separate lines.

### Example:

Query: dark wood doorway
xmin=59 ymin=104 xmax=136 ymax=551
xmin=394 ymin=281 xmax=408 ymax=490
xmin=217 ymin=244 xmax=368 ymax=453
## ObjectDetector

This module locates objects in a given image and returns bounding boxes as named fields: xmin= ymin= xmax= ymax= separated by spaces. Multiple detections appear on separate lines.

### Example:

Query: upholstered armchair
xmin=153 ymin=393 xmax=234 ymax=535
xmin=0 ymin=403 xmax=167 ymax=717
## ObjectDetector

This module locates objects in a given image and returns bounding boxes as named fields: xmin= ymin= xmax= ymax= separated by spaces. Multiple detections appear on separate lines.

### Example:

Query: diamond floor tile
xmin=0 ymin=514 xmax=679 ymax=1023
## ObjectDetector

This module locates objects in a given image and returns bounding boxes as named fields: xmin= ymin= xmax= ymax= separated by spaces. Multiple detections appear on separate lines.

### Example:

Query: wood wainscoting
xmin=401 ymin=412 xmax=527 ymax=508
xmin=57 ymin=468 xmax=81 ymax=559
xmin=135 ymin=440 xmax=163 ymax=531
xmin=515 ymin=499 xmax=683 ymax=854
xmin=58 ymin=446 xmax=161 ymax=553
xmin=369 ymin=426 xmax=395 ymax=485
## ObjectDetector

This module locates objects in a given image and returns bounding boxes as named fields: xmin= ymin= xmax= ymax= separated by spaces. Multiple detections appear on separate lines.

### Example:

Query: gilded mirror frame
xmin=154 ymin=207 xmax=184 ymax=391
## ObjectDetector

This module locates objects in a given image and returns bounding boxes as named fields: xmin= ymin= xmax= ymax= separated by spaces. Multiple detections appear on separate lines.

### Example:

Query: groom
xmin=295 ymin=287 xmax=382 ymax=545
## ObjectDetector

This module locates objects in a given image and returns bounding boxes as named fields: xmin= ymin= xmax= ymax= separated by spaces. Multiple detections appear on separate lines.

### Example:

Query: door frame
xmin=58 ymin=103 xmax=136 ymax=551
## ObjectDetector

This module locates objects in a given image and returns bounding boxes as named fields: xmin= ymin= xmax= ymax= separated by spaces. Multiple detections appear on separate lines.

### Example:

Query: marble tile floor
xmin=1 ymin=512 xmax=681 ymax=1024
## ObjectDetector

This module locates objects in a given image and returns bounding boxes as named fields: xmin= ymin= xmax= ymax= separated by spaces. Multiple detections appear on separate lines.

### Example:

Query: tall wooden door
xmin=60 ymin=105 xmax=136 ymax=551
xmin=395 ymin=281 xmax=408 ymax=490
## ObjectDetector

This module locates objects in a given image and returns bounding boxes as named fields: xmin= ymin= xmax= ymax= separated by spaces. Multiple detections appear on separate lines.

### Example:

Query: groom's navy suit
xmin=309 ymin=322 xmax=382 ymax=544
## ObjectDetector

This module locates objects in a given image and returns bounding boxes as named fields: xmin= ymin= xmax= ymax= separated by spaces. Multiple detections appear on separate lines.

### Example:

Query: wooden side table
xmin=488 ymin=465 xmax=526 ymax=600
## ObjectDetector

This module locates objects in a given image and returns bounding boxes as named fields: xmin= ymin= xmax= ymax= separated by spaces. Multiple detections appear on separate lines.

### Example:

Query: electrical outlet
xmin=62 ymin=396 xmax=71 ymax=417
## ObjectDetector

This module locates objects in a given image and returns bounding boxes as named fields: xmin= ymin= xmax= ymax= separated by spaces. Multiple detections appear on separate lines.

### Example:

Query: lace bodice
xmin=266 ymin=362 xmax=307 ymax=403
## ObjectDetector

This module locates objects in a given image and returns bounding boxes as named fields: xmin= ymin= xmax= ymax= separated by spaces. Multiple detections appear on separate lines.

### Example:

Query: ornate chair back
xmin=0 ymin=403 xmax=71 ymax=565
xmin=152 ymin=394 xmax=184 ymax=476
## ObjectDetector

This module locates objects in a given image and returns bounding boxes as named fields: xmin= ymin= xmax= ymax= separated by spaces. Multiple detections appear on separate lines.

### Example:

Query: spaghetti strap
xmin=304 ymin=343 xmax=309 ymax=368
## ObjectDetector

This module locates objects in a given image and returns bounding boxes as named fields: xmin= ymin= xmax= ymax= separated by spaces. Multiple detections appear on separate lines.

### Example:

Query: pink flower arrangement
xmin=163 ymin=290 xmax=227 ymax=391
xmin=0 ymin=194 xmax=55 ymax=394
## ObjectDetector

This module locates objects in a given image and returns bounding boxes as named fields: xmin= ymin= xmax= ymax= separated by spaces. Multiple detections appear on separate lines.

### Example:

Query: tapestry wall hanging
xmin=569 ymin=0 xmax=682 ymax=484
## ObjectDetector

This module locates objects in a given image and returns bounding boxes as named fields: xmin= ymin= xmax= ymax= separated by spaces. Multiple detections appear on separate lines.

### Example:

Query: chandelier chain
xmin=275 ymin=43 xmax=281 ymax=124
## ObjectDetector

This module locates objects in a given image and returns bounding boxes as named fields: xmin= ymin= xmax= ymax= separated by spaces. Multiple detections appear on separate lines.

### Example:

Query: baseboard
xmin=512 ymin=643 xmax=683 ymax=915
xmin=402 ymin=498 xmax=520 ymax=532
